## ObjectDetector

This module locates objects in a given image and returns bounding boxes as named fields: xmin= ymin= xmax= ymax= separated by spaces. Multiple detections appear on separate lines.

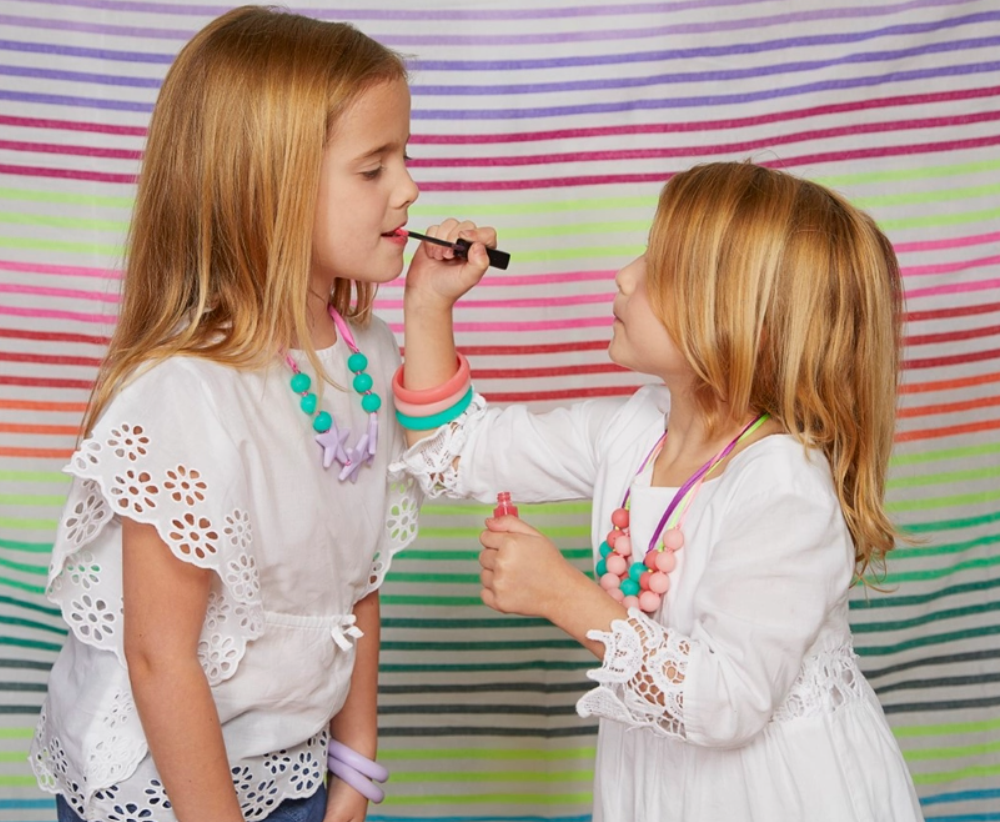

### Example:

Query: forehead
xmin=328 ymin=77 xmax=411 ymax=157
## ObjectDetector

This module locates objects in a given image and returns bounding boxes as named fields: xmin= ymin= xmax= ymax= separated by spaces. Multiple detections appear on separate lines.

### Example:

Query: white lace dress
xmin=31 ymin=316 xmax=421 ymax=822
xmin=394 ymin=384 xmax=923 ymax=822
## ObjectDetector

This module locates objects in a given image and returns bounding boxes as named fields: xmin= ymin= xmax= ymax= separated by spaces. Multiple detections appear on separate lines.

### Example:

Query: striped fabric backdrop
xmin=2 ymin=1 xmax=999 ymax=820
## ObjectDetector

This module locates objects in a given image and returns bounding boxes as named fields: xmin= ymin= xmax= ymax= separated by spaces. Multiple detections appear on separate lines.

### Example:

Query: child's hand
xmin=404 ymin=218 xmax=496 ymax=310
xmin=478 ymin=515 xmax=583 ymax=620
xmin=323 ymin=779 xmax=369 ymax=822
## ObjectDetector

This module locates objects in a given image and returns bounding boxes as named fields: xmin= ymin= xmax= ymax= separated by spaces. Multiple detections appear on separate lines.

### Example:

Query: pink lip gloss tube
xmin=493 ymin=492 xmax=519 ymax=518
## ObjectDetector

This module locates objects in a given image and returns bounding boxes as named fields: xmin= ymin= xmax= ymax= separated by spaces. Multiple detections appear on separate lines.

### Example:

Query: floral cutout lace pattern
xmin=391 ymin=393 xmax=488 ymax=497
xmin=578 ymin=608 xmax=689 ymax=738
xmin=361 ymin=474 xmax=421 ymax=597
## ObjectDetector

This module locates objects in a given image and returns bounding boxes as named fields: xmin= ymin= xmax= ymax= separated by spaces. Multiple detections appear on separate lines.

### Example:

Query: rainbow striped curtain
xmin=2 ymin=2 xmax=999 ymax=821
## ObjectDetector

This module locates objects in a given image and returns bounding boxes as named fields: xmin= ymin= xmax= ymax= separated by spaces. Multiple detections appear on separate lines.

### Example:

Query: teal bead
xmin=299 ymin=393 xmax=317 ymax=414
xmin=290 ymin=372 xmax=311 ymax=393
xmin=595 ymin=558 xmax=607 ymax=577
xmin=347 ymin=352 xmax=368 ymax=373
xmin=620 ymin=578 xmax=640 ymax=597
xmin=598 ymin=541 xmax=612 ymax=558
xmin=628 ymin=563 xmax=645 ymax=582
xmin=361 ymin=393 xmax=382 ymax=413
xmin=352 ymin=372 xmax=374 ymax=393
xmin=313 ymin=411 xmax=332 ymax=432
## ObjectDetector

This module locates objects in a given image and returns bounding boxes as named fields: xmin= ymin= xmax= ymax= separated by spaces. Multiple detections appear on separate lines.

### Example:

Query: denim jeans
xmin=56 ymin=783 xmax=327 ymax=822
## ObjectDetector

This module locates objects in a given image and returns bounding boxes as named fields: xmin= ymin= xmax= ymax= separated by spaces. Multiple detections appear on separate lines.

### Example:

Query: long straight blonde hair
xmin=646 ymin=162 xmax=904 ymax=577
xmin=82 ymin=5 xmax=407 ymax=437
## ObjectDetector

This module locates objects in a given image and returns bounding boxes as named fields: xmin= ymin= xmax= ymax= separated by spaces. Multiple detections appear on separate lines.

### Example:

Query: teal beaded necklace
xmin=284 ymin=305 xmax=381 ymax=481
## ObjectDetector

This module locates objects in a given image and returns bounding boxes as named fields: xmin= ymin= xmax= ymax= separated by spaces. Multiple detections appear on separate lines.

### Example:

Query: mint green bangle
xmin=395 ymin=387 xmax=474 ymax=431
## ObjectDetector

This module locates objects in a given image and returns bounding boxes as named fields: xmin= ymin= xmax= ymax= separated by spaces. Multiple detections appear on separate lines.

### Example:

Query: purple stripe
xmin=2 ymin=11 xmax=996 ymax=72
xmin=4 ymin=59 xmax=998 ymax=119
xmin=0 ymin=0 xmax=977 ymax=47
xmin=4 ymin=33 xmax=996 ymax=96
xmin=10 ymin=0 xmax=770 ymax=21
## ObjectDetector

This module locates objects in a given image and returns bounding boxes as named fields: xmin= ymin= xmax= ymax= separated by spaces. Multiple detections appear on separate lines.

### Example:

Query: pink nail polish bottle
xmin=494 ymin=492 xmax=519 ymax=518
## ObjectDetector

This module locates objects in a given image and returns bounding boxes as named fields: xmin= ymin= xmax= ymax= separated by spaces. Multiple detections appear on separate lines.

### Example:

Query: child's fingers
xmin=478 ymin=545 xmax=498 ymax=570
xmin=484 ymin=515 xmax=539 ymax=537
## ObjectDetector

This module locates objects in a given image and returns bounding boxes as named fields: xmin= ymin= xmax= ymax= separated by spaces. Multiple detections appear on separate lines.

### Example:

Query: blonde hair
xmin=646 ymin=162 xmax=904 ymax=577
xmin=83 ymin=5 xmax=407 ymax=436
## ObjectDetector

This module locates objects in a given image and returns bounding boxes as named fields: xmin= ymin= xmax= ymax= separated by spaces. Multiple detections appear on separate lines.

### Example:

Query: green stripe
xmin=379 ymin=747 xmax=595 ymax=761
xmin=817 ymin=157 xmax=1000 ymax=187
xmin=0 ymin=538 xmax=53 ymax=553
xmin=853 ymin=181 xmax=1000 ymax=208
xmin=888 ymin=531 xmax=1000 ymax=562
xmin=0 ymin=751 xmax=29 ymax=762
xmin=381 ymin=595 xmax=485 ymax=607
xmin=382 ymin=639 xmax=580 ymax=651
xmin=882 ymin=554 xmax=1000 ymax=583
xmin=0 ymin=635 xmax=61 ymax=651
xmin=0 ymin=557 xmax=48 ymax=576
xmin=903 ymin=738 xmax=1000 ymax=762
xmin=911 ymin=763 xmax=1000 ymax=786
xmin=891 ymin=443 xmax=1000 ymax=468
xmin=416 ymin=526 xmax=588 ymax=539
xmin=0 ymin=494 xmax=67 ymax=506
xmin=0 ymin=235 xmax=122 ymax=255
xmin=382 ymin=791 xmax=592 ymax=806
xmin=379 ymin=661 xmax=590 ymax=673
xmin=851 ymin=578 xmax=1000 ymax=610
xmin=0 ymin=578 xmax=46 ymax=596
xmin=386 ymin=573 xmax=482 ymax=585
xmin=879 ymin=204 xmax=1000 ymax=230
xmin=0 ymin=594 xmax=60 ymax=618
xmin=887 ymin=464 xmax=1000 ymax=490
xmin=421 ymin=502 xmax=592 ymax=516
xmin=887 ymin=487 xmax=1000 ymax=513
xmin=395 ymin=548 xmax=591 ymax=563
xmin=894 ymin=715 xmax=1000 ymax=738
xmin=856 ymin=623 xmax=1000 ymax=656
xmin=0 ymin=187 xmax=133 ymax=208
xmin=851 ymin=600 xmax=1000 ymax=634
xmin=391 ymin=769 xmax=593 ymax=783
xmin=0 ymin=517 xmax=58 ymax=530
xmin=0 ymin=776 xmax=39 ymax=787
xmin=0 ymin=615 xmax=66 ymax=636
xmin=0 ymin=210 xmax=127 ymax=232
xmin=903 ymin=509 xmax=1000 ymax=534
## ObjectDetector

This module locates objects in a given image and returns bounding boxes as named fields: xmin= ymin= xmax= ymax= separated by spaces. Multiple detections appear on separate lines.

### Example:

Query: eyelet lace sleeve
xmin=389 ymin=392 xmax=488 ymax=498
xmin=577 ymin=608 xmax=690 ymax=739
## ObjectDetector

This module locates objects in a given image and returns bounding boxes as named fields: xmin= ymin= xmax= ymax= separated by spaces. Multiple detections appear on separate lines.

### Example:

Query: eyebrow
xmin=354 ymin=136 xmax=411 ymax=163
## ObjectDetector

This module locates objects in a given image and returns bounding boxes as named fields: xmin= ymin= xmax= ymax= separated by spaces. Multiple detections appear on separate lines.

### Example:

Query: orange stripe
xmin=0 ymin=446 xmax=73 ymax=459
xmin=898 ymin=394 xmax=1000 ymax=419
xmin=0 ymin=423 xmax=79 ymax=436
xmin=895 ymin=418 xmax=1000 ymax=443
xmin=900 ymin=372 xmax=1000 ymax=394
xmin=0 ymin=399 xmax=88 ymax=412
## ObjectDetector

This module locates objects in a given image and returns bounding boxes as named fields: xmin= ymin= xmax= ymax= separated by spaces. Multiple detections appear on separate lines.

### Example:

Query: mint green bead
xmin=300 ymin=393 xmax=317 ymax=414
xmin=347 ymin=352 xmax=368 ymax=372
xmin=353 ymin=372 xmax=373 ymax=393
xmin=313 ymin=411 xmax=332 ymax=432
xmin=620 ymin=578 xmax=640 ymax=597
xmin=595 ymin=558 xmax=607 ymax=577
xmin=290 ymin=372 xmax=311 ymax=393
xmin=628 ymin=563 xmax=645 ymax=582
xmin=598 ymin=541 xmax=612 ymax=558
xmin=361 ymin=393 xmax=381 ymax=413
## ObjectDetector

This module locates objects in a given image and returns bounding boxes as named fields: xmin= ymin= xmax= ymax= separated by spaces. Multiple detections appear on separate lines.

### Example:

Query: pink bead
xmin=622 ymin=595 xmax=640 ymax=610
xmin=606 ymin=529 xmax=620 ymax=548
xmin=654 ymin=551 xmax=677 ymax=574
xmin=638 ymin=590 xmax=662 ymax=613
xmin=599 ymin=573 xmax=621 ymax=591
xmin=605 ymin=554 xmax=627 ymax=576
xmin=648 ymin=571 xmax=670 ymax=594
xmin=639 ymin=571 xmax=652 ymax=591
xmin=643 ymin=551 xmax=658 ymax=570
xmin=607 ymin=586 xmax=625 ymax=602
xmin=662 ymin=528 xmax=684 ymax=551
xmin=611 ymin=508 xmax=630 ymax=529
xmin=614 ymin=535 xmax=632 ymax=557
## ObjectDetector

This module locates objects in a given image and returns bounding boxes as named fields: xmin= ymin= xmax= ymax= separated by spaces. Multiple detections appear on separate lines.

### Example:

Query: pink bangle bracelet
xmin=392 ymin=353 xmax=470 ymax=405
xmin=327 ymin=756 xmax=385 ymax=803
xmin=328 ymin=739 xmax=389 ymax=783
xmin=392 ymin=379 xmax=471 ymax=417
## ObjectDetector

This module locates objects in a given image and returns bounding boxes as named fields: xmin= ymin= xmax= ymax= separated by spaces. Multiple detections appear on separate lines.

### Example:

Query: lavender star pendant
xmin=315 ymin=420 xmax=350 ymax=469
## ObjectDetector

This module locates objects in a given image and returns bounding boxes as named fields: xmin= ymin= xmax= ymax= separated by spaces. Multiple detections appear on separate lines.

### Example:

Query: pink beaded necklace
xmin=598 ymin=413 xmax=769 ymax=614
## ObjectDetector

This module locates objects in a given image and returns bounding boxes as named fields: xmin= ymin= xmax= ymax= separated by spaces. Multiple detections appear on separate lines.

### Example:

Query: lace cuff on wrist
xmin=576 ymin=608 xmax=690 ymax=739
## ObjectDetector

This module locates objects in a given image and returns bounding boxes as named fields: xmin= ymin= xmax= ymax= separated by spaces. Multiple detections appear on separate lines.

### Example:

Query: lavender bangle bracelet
xmin=327 ymin=739 xmax=389 ymax=783
xmin=327 ymin=756 xmax=386 ymax=804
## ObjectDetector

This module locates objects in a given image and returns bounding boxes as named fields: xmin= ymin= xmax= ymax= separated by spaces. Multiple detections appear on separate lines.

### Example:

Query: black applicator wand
xmin=397 ymin=228 xmax=510 ymax=270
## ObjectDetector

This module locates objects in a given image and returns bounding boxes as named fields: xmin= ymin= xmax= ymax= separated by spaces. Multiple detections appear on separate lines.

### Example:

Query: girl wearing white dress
xmin=394 ymin=162 xmax=924 ymax=821
xmin=31 ymin=7 xmax=493 ymax=822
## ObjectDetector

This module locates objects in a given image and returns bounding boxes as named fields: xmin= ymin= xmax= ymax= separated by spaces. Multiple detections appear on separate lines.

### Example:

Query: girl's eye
xmin=404 ymin=152 xmax=412 ymax=163
xmin=361 ymin=166 xmax=384 ymax=180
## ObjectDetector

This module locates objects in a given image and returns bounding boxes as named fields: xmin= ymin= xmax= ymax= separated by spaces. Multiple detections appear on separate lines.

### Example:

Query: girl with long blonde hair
xmin=31 ymin=7 xmax=495 ymax=822
xmin=394 ymin=162 xmax=922 ymax=820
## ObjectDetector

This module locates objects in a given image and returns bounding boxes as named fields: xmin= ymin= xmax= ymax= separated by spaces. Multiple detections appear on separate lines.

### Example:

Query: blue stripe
xmin=922 ymin=789 xmax=1000 ymax=807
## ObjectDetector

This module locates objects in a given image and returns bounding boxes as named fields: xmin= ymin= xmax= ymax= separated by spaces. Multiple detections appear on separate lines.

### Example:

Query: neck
xmin=296 ymin=292 xmax=338 ymax=350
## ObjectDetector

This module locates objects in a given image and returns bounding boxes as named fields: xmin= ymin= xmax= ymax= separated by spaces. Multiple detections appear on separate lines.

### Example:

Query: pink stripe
xmin=0 ymin=283 xmax=119 ymax=303
xmin=378 ymin=293 xmax=612 ymax=310
xmin=0 ymin=139 xmax=141 ymax=160
xmin=388 ymin=317 xmax=614 ymax=333
xmin=0 ymin=305 xmax=114 ymax=324
xmin=0 ymin=163 xmax=136 ymax=184
xmin=905 ymin=278 xmax=1000 ymax=300
xmin=900 ymin=254 xmax=1000 ymax=278
xmin=894 ymin=230 xmax=1000 ymax=254
xmin=0 ymin=259 xmax=120 ymax=279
